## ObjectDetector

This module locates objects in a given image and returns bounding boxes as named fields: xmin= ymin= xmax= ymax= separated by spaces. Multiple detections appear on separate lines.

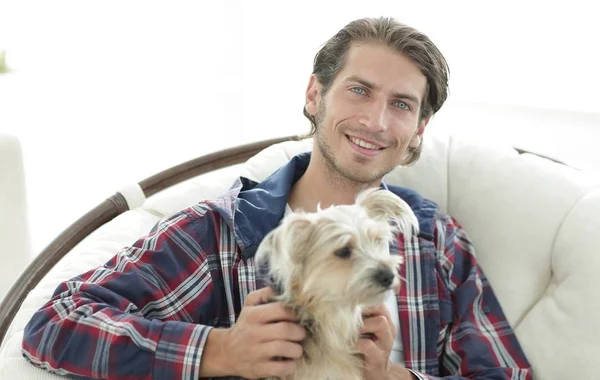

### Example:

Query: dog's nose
xmin=374 ymin=268 xmax=395 ymax=288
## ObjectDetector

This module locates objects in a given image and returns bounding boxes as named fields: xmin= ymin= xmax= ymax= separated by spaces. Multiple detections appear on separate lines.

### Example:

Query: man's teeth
xmin=350 ymin=137 xmax=380 ymax=150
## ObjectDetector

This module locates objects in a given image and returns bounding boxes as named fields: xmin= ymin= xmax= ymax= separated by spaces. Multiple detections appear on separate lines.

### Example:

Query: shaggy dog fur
xmin=255 ymin=188 xmax=419 ymax=380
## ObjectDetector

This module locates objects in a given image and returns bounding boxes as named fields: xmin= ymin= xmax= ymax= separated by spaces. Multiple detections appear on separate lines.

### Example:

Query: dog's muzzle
xmin=373 ymin=267 xmax=395 ymax=288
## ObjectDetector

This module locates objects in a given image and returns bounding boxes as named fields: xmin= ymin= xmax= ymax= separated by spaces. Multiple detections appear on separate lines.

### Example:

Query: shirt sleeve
xmin=21 ymin=206 xmax=221 ymax=380
xmin=408 ymin=213 xmax=533 ymax=379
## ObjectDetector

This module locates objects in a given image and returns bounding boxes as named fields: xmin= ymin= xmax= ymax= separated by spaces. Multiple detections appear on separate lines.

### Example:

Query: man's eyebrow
xmin=345 ymin=75 xmax=420 ymax=104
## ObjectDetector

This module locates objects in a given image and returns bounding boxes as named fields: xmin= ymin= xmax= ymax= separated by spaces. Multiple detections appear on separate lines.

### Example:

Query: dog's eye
xmin=334 ymin=246 xmax=352 ymax=259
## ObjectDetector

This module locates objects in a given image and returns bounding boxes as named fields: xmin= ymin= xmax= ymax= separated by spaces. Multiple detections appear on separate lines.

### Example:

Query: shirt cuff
xmin=407 ymin=368 xmax=433 ymax=380
xmin=153 ymin=320 xmax=214 ymax=379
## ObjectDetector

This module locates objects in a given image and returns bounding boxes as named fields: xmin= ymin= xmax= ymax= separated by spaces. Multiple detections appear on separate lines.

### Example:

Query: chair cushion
xmin=2 ymin=132 xmax=599 ymax=380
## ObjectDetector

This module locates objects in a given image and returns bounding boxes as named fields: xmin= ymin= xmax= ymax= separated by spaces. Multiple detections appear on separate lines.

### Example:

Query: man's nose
xmin=358 ymin=99 xmax=389 ymax=132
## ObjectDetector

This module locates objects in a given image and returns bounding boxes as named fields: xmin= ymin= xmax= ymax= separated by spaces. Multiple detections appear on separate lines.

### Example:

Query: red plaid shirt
xmin=22 ymin=152 xmax=532 ymax=379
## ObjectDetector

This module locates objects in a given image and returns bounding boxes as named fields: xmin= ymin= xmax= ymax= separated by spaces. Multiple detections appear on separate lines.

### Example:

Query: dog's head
xmin=255 ymin=188 xmax=419 ymax=309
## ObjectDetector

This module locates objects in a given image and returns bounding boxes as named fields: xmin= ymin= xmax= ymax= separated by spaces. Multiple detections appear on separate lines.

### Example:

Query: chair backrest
xmin=1 ymin=132 xmax=599 ymax=380
xmin=137 ymin=132 xmax=600 ymax=379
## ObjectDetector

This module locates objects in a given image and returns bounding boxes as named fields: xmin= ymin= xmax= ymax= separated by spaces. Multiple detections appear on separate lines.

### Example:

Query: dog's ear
xmin=275 ymin=213 xmax=315 ymax=264
xmin=255 ymin=213 xmax=315 ymax=284
xmin=255 ymin=229 xmax=280 ymax=268
xmin=356 ymin=188 xmax=420 ymax=235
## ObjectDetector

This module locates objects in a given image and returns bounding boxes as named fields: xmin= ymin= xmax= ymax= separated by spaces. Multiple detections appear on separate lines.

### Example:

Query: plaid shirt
xmin=22 ymin=152 xmax=532 ymax=379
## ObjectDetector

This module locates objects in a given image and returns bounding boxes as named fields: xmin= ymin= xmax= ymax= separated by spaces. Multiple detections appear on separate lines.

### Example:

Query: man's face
xmin=305 ymin=42 xmax=430 ymax=186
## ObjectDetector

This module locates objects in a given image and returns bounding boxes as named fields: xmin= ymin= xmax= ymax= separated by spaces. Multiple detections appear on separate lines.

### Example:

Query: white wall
xmin=0 ymin=0 xmax=599 ymax=258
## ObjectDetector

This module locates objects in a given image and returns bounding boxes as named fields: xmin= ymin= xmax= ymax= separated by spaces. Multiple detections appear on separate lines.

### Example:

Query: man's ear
xmin=408 ymin=116 xmax=430 ymax=149
xmin=305 ymin=74 xmax=321 ymax=118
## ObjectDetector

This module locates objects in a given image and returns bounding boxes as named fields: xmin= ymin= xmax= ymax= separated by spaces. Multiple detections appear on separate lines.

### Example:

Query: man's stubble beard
xmin=314 ymin=102 xmax=397 ymax=188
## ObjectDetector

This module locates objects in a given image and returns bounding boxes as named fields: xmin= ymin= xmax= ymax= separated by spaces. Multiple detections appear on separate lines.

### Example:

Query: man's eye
xmin=351 ymin=87 xmax=366 ymax=95
xmin=394 ymin=101 xmax=410 ymax=110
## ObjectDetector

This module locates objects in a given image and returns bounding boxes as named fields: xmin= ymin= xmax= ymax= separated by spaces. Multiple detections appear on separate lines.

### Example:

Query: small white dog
xmin=255 ymin=188 xmax=419 ymax=380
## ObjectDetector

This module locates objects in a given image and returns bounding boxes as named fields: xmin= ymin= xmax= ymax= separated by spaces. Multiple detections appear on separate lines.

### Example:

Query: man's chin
xmin=318 ymin=141 xmax=390 ymax=184
xmin=335 ymin=167 xmax=383 ymax=186
xmin=337 ymin=158 xmax=390 ymax=182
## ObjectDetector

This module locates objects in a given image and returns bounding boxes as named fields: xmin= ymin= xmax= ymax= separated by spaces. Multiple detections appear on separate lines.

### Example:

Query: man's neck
xmin=288 ymin=155 xmax=381 ymax=213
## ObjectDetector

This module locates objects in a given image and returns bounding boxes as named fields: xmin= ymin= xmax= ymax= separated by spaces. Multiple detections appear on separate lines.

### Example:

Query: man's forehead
xmin=338 ymin=42 xmax=427 ymax=101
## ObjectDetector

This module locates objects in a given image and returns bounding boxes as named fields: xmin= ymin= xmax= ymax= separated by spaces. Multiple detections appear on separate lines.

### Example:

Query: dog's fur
xmin=254 ymin=188 xmax=419 ymax=380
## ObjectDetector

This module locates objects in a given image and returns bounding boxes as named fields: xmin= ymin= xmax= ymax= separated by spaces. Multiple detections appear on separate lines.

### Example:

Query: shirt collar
xmin=231 ymin=151 xmax=311 ymax=258
xmin=213 ymin=151 xmax=421 ymax=259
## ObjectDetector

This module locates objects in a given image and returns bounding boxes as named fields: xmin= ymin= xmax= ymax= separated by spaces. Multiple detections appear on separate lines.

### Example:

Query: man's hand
xmin=358 ymin=304 xmax=415 ymax=380
xmin=200 ymin=286 xmax=306 ymax=379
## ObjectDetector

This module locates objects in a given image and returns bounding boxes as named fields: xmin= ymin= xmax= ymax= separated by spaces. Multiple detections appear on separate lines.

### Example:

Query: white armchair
xmin=1 ymin=132 xmax=598 ymax=380
xmin=0 ymin=132 xmax=30 ymax=299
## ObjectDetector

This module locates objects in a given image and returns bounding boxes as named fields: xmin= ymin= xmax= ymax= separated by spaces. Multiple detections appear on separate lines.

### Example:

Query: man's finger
xmin=260 ymin=321 xmax=306 ymax=342
xmin=361 ymin=315 xmax=394 ymax=350
xmin=251 ymin=301 xmax=300 ymax=324
xmin=262 ymin=340 xmax=304 ymax=361
xmin=362 ymin=303 xmax=389 ymax=318
xmin=357 ymin=337 xmax=390 ymax=369
xmin=362 ymin=304 xmax=395 ymax=334
xmin=356 ymin=337 xmax=378 ymax=357
xmin=244 ymin=286 xmax=276 ymax=306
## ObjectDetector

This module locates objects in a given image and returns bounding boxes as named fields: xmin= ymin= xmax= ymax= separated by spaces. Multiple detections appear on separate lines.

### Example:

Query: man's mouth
xmin=346 ymin=135 xmax=385 ymax=151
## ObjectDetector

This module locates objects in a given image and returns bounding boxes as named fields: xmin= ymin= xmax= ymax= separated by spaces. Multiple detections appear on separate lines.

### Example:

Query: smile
xmin=349 ymin=137 xmax=381 ymax=150
xmin=347 ymin=136 xmax=384 ymax=150
xmin=346 ymin=135 xmax=385 ymax=157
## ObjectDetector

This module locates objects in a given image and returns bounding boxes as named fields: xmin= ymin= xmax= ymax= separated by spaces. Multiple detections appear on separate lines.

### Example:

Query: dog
xmin=254 ymin=187 xmax=420 ymax=380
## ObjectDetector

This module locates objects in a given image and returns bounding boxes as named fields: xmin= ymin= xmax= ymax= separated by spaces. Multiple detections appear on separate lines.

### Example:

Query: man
xmin=22 ymin=17 xmax=532 ymax=379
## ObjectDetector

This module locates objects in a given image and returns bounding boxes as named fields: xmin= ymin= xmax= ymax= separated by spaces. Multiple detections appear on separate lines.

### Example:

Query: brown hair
xmin=303 ymin=17 xmax=450 ymax=163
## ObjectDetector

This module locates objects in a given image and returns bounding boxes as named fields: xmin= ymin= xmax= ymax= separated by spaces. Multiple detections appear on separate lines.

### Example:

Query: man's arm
xmin=21 ymin=205 xmax=225 ymax=379
xmin=407 ymin=213 xmax=533 ymax=380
